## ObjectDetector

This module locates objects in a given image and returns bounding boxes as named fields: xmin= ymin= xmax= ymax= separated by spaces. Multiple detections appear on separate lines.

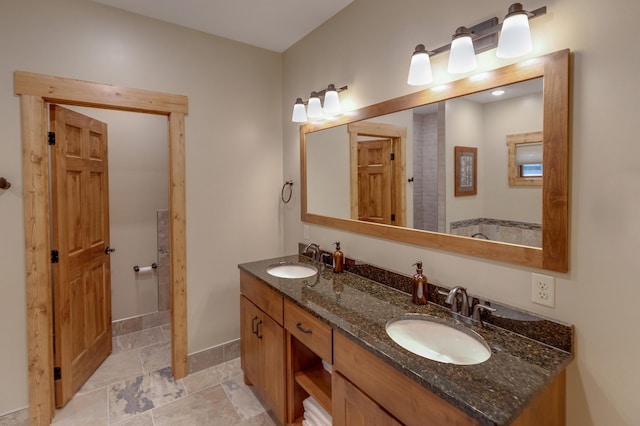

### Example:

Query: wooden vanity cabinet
xmin=240 ymin=270 xmax=566 ymax=426
xmin=239 ymin=272 xmax=286 ymax=424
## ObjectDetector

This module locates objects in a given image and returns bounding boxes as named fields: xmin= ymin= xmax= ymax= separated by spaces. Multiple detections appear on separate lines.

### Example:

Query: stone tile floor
xmin=45 ymin=326 xmax=277 ymax=425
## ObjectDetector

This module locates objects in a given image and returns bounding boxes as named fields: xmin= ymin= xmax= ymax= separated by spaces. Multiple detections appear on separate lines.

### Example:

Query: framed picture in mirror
xmin=454 ymin=146 xmax=477 ymax=196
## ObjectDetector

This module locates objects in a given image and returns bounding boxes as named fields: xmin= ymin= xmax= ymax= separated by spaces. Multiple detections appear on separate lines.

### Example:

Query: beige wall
xmin=283 ymin=0 xmax=640 ymax=425
xmin=0 ymin=0 xmax=282 ymax=415
xmin=70 ymin=106 xmax=168 ymax=321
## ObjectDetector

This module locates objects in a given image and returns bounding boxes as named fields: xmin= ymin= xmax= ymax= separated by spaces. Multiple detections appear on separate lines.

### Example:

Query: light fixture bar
xmin=297 ymin=85 xmax=348 ymax=106
xmin=421 ymin=5 xmax=546 ymax=57
xmin=291 ymin=84 xmax=349 ymax=123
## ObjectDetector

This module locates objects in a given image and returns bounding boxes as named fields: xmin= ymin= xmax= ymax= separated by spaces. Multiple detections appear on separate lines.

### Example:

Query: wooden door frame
xmin=348 ymin=121 xmax=407 ymax=227
xmin=14 ymin=71 xmax=189 ymax=425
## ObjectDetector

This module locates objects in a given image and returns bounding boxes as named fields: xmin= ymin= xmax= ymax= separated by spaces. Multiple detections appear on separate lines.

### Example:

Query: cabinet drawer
xmin=284 ymin=299 xmax=332 ymax=362
xmin=240 ymin=271 xmax=283 ymax=325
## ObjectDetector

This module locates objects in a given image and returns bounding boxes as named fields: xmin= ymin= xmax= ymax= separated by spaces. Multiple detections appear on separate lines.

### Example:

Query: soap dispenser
xmin=332 ymin=241 xmax=345 ymax=273
xmin=412 ymin=261 xmax=428 ymax=305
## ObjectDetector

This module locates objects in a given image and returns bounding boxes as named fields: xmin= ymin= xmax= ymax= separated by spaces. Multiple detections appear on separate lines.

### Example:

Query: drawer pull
xmin=252 ymin=316 xmax=259 ymax=335
xmin=296 ymin=322 xmax=313 ymax=334
xmin=256 ymin=320 xmax=263 ymax=339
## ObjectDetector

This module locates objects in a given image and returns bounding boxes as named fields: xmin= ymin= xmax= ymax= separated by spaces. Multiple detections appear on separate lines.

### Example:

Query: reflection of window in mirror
xmin=507 ymin=131 xmax=543 ymax=186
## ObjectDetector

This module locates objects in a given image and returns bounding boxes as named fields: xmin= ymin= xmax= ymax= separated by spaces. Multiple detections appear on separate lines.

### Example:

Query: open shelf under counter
xmin=294 ymin=363 xmax=332 ymax=414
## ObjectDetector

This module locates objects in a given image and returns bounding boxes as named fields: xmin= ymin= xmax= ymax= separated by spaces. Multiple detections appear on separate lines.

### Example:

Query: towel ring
xmin=281 ymin=180 xmax=293 ymax=203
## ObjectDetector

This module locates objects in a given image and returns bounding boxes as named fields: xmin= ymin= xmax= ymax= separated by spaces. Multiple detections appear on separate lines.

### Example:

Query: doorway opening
xmin=15 ymin=71 xmax=188 ymax=425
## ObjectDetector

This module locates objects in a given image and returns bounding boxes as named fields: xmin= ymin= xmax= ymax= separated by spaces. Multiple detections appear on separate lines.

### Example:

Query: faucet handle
xmin=472 ymin=304 xmax=496 ymax=322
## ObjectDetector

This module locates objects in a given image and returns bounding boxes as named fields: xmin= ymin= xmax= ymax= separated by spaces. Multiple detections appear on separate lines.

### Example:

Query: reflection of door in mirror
xmin=357 ymin=139 xmax=392 ymax=224
xmin=348 ymin=122 xmax=406 ymax=227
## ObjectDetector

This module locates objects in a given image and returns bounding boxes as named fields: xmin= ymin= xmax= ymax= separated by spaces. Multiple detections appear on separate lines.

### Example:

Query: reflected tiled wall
xmin=450 ymin=218 xmax=542 ymax=248
xmin=157 ymin=210 xmax=170 ymax=312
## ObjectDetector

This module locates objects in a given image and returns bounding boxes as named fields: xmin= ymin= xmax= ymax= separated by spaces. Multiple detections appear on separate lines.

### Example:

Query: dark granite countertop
xmin=238 ymin=254 xmax=573 ymax=425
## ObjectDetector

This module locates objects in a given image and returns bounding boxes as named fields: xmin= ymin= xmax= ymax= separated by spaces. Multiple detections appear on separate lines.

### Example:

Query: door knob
xmin=105 ymin=246 xmax=116 ymax=255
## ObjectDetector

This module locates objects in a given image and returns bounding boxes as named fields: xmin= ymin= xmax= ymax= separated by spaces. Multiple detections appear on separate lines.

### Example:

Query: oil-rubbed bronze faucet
xmin=303 ymin=243 xmax=321 ymax=262
xmin=439 ymin=286 xmax=496 ymax=326
xmin=445 ymin=286 xmax=470 ymax=317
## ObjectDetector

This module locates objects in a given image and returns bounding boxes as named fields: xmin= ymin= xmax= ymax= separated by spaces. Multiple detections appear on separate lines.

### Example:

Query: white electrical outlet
xmin=531 ymin=273 xmax=555 ymax=308
xmin=303 ymin=225 xmax=310 ymax=240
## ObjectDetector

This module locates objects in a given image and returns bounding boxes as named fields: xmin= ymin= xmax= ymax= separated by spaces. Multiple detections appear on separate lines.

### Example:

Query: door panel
xmin=51 ymin=105 xmax=112 ymax=407
xmin=357 ymin=139 xmax=392 ymax=224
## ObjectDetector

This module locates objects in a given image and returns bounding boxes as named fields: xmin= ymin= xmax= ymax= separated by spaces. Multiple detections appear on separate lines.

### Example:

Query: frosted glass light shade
xmin=291 ymin=98 xmax=307 ymax=123
xmin=323 ymin=84 xmax=341 ymax=115
xmin=407 ymin=45 xmax=433 ymax=86
xmin=306 ymin=92 xmax=323 ymax=118
xmin=497 ymin=12 xmax=532 ymax=58
xmin=448 ymin=35 xmax=477 ymax=74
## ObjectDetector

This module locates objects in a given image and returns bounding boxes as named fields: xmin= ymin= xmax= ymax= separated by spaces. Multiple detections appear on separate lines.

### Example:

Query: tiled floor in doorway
xmin=49 ymin=325 xmax=276 ymax=425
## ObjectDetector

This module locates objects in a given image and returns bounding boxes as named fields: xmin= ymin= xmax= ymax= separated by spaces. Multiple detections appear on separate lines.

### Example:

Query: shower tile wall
xmin=157 ymin=210 xmax=170 ymax=312
xmin=413 ymin=105 xmax=445 ymax=233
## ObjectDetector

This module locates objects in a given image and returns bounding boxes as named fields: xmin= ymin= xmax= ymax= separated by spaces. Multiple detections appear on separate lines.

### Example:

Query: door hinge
xmin=51 ymin=250 xmax=59 ymax=264
xmin=390 ymin=153 xmax=395 ymax=161
xmin=48 ymin=131 xmax=56 ymax=145
xmin=54 ymin=367 xmax=61 ymax=381
xmin=391 ymin=214 xmax=396 ymax=221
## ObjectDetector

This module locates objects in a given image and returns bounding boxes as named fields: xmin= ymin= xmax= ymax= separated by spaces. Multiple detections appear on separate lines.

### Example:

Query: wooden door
xmin=50 ymin=105 xmax=112 ymax=407
xmin=333 ymin=372 xmax=402 ymax=426
xmin=357 ymin=139 xmax=392 ymax=224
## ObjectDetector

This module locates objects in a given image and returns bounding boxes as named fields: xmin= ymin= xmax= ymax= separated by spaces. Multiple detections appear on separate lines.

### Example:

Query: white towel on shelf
xmin=303 ymin=397 xmax=332 ymax=426
xmin=303 ymin=409 xmax=321 ymax=426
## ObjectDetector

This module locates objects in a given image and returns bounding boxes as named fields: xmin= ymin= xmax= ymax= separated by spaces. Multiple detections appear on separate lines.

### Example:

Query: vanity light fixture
xmin=448 ymin=27 xmax=478 ymax=74
xmin=407 ymin=3 xmax=546 ymax=85
xmin=323 ymin=84 xmax=341 ymax=115
xmin=497 ymin=3 xmax=533 ymax=58
xmin=291 ymin=84 xmax=348 ymax=123
xmin=407 ymin=44 xmax=433 ymax=85
xmin=292 ymin=98 xmax=307 ymax=122
xmin=306 ymin=92 xmax=323 ymax=119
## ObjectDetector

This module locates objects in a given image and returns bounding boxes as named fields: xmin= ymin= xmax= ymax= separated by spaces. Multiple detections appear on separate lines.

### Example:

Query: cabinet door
xmin=260 ymin=312 xmax=286 ymax=423
xmin=240 ymin=295 xmax=286 ymax=424
xmin=240 ymin=296 xmax=262 ymax=389
xmin=333 ymin=371 xmax=402 ymax=426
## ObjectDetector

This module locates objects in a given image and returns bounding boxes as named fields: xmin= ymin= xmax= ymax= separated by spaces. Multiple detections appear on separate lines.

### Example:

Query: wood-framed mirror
xmin=300 ymin=49 xmax=570 ymax=272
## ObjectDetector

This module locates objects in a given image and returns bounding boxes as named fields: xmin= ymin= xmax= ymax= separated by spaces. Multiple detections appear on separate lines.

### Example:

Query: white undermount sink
xmin=266 ymin=262 xmax=318 ymax=279
xmin=386 ymin=314 xmax=491 ymax=365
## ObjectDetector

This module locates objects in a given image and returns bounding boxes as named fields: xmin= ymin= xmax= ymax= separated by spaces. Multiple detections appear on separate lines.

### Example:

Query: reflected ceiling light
xmin=497 ymin=3 xmax=533 ymax=58
xmin=492 ymin=89 xmax=506 ymax=96
xmin=407 ymin=44 xmax=433 ymax=86
xmin=291 ymin=84 xmax=348 ymax=123
xmin=407 ymin=3 xmax=546 ymax=85
xmin=448 ymin=27 xmax=477 ymax=74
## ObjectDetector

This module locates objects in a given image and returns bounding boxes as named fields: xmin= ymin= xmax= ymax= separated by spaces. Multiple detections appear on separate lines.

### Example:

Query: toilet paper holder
xmin=134 ymin=263 xmax=158 ymax=272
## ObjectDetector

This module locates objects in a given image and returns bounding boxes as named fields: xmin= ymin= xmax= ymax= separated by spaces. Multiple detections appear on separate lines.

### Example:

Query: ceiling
xmin=92 ymin=0 xmax=353 ymax=53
